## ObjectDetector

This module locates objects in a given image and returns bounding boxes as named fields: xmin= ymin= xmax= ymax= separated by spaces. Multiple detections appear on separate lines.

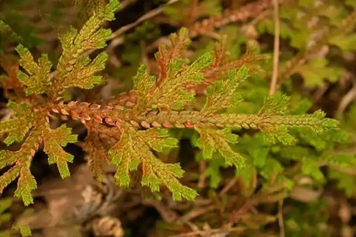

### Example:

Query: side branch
xmin=51 ymin=102 xmax=335 ymax=133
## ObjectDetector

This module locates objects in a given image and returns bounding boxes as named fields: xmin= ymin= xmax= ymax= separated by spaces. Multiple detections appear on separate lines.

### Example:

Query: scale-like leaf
xmin=43 ymin=125 xmax=78 ymax=179
xmin=256 ymin=95 xmax=339 ymax=144
xmin=195 ymin=127 xmax=245 ymax=169
xmin=202 ymin=66 xmax=249 ymax=113
xmin=109 ymin=128 xmax=197 ymax=200
xmin=0 ymin=101 xmax=34 ymax=146
xmin=54 ymin=0 xmax=119 ymax=94
xmin=15 ymin=45 xmax=52 ymax=95
xmin=148 ymin=49 xmax=213 ymax=110
xmin=60 ymin=52 xmax=108 ymax=89
xmin=295 ymin=58 xmax=343 ymax=88
xmin=14 ymin=165 xmax=37 ymax=206
xmin=132 ymin=64 xmax=157 ymax=110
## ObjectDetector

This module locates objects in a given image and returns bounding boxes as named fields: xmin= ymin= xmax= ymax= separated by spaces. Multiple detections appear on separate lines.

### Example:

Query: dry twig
xmin=269 ymin=0 xmax=280 ymax=95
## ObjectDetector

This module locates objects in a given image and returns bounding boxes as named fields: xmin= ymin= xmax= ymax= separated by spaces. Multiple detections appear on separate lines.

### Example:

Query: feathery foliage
xmin=0 ymin=0 xmax=344 ymax=209
xmin=0 ymin=0 xmax=119 ymax=205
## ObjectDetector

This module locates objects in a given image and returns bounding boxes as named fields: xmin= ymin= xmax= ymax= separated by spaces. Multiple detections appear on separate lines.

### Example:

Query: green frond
xmin=139 ymin=129 xmax=178 ymax=152
xmin=258 ymin=94 xmax=290 ymax=116
xmin=323 ymin=154 xmax=356 ymax=168
xmin=235 ymin=162 xmax=256 ymax=194
xmin=82 ymin=132 xmax=110 ymax=182
xmin=194 ymin=151 xmax=227 ymax=189
xmin=141 ymin=159 xmax=197 ymax=201
xmin=329 ymin=169 xmax=356 ymax=197
xmin=58 ymin=51 xmax=108 ymax=89
xmin=14 ymin=163 xmax=37 ymax=206
xmin=42 ymin=124 xmax=78 ymax=179
xmin=132 ymin=64 xmax=157 ymax=111
xmin=260 ymin=110 xmax=339 ymax=145
xmin=202 ymin=66 xmax=249 ymax=113
xmin=0 ymin=159 xmax=36 ymax=206
xmin=128 ymin=27 xmax=214 ymax=111
xmin=0 ymin=101 xmax=34 ymax=146
xmin=148 ymin=52 xmax=213 ymax=110
xmin=12 ymin=222 xmax=32 ymax=237
xmin=259 ymin=158 xmax=284 ymax=179
xmin=15 ymin=45 xmax=52 ymax=95
xmin=195 ymin=127 xmax=245 ymax=169
xmin=229 ymin=94 xmax=339 ymax=144
xmin=263 ymin=126 xmax=296 ymax=145
xmin=155 ymin=28 xmax=191 ymax=83
xmin=0 ymin=129 xmax=41 ymax=205
xmin=53 ymin=0 xmax=119 ymax=95
xmin=0 ymin=103 xmax=77 ymax=204
xmin=248 ymin=142 xmax=270 ymax=168
xmin=301 ymin=158 xmax=326 ymax=183
xmin=296 ymin=129 xmax=349 ymax=152
xmin=108 ymin=128 xmax=197 ymax=201
xmin=295 ymin=58 xmax=343 ymax=88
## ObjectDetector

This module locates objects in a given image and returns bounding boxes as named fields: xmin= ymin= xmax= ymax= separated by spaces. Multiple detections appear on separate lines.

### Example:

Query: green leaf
xmin=133 ymin=64 xmax=157 ymax=110
xmin=301 ymin=158 xmax=325 ymax=183
xmin=203 ymin=66 xmax=249 ymax=113
xmin=12 ymin=221 xmax=32 ymax=237
xmin=139 ymin=129 xmax=178 ymax=152
xmin=54 ymin=0 xmax=119 ymax=94
xmin=109 ymin=129 xmax=197 ymax=201
xmin=195 ymin=127 xmax=245 ymax=169
xmin=329 ymin=169 xmax=356 ymax=197
xmin=258 ymin=94 xmax=289 ymax=116
xmin=58 ymin=26 xmax=77 ymax=52
xmin=204 ymin=155 xmax=226 ymax=189
xmin=43 ymin=125 xmax=77 ymax=179
xmin=0 ymin=128 xmax=42 ymax=205
xmin=253 ymin=96 xmax=339 ymax=144
xmin=0 ymin=102 xmax=34 ymax=146
xmin=60 ymin=52 xmax=108 ymax=89
xmin=235 ymin=162 xmax=256 ymax=195
xmin=150 ymin=52 xmax=213 ymax=110
xmin=260 ymin=158 xmax=284 ymax=179
xmin=108 ymin=132 xmax=141 ymax=186
xmin=295 ymin=58 xmax=344 ymax=88
xmin=15 ymin=44 xmax=52 ymax=95
xmin=141 ymin=158 xmax=197 ymax=201
xmin=14 ymin=166 xmax=37 ymax=206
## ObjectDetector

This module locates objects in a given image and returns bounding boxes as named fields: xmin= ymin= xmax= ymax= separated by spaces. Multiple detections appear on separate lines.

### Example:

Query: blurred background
xmin=1 ymin=0 xmax=356 ymax=236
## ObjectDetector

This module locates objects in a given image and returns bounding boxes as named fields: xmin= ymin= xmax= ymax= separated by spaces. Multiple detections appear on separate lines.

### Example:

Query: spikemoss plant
xmin=0 ymin=0 xmax=340 ymax=206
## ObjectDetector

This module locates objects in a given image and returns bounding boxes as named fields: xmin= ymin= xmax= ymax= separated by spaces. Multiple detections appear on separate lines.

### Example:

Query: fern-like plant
xmin=0 ymin=0 xmax=339 ymax=206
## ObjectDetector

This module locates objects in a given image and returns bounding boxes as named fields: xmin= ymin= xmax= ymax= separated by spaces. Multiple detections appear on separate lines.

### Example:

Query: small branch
xmin=336 ymin=81 xmax=356 ymax=120
xmin=168 ymin=226 xmax=245 ymax=237
xmin=197 ymin=161 xmax=206 ymax=188
xmin=219 ymin=178 xmax=237 ymax=196
xmin=269 ymin=0 xmax=280 ymax=96
xmin=278 ymin=199 xmax=285 ymax=237
xmin=110 ymin=0 xmax=180 ymax=40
